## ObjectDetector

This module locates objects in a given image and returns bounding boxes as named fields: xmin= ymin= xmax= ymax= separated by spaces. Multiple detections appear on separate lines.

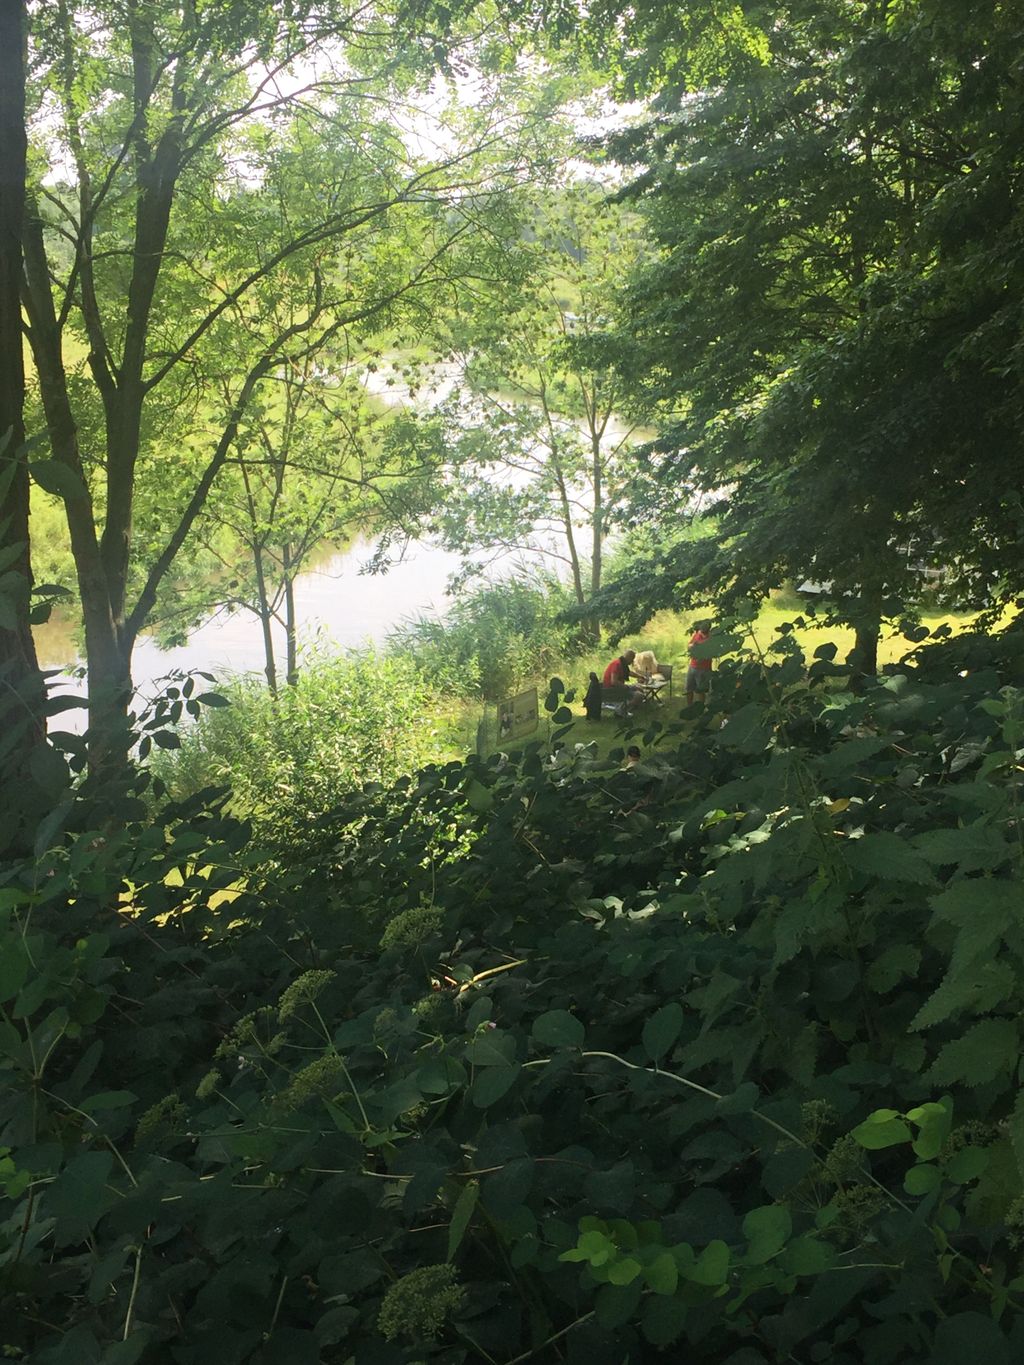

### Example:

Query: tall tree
xmin=414 ymin=184 xmax=649 ymax=635
xmin=594 ymin=0 xmax=1024 ymax=666
xmin=0 ymin=0 xmax=46 ymax=805
xmin=166 ymin=342 xmax=443 ymax=693
xmin=20 ymin=0 xmax=553 ymax=754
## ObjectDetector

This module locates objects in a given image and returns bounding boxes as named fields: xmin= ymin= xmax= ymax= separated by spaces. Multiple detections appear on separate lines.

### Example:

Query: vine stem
xmin=267 ymin=1274 xmax=288 ymax=1340
xmin=310 ymin=998 xmax=371 ymax=1130
xmin=123 ymin=1245 xmax=143 ymax=1339
xmin=523 ymin=1050 xmax=807 ymax=1150
xmin=503 ymin=1310 xmax=595 ymax=1365
xmin=457 ymin=960 xmax=527 ymax=994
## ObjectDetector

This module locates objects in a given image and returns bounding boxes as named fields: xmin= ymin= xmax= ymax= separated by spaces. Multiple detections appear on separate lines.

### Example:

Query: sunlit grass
xmin=468 ymin=593 xmax=1018 ymax=762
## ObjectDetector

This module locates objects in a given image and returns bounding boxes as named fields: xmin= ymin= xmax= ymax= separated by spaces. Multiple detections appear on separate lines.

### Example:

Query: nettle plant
xmin=2 ymin=625 xmax=1024 ymax=1362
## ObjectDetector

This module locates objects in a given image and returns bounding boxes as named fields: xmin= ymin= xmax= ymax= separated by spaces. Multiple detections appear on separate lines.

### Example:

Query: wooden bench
xmin=600 ymin=683 xmax=631 ymax=717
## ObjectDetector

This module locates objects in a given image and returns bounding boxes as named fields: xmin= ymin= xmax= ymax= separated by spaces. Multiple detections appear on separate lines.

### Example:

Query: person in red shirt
xmin=602 ymin=649 xmax=636 ymax=686
xmin=686 ymin=622 xmax=713 ymax=705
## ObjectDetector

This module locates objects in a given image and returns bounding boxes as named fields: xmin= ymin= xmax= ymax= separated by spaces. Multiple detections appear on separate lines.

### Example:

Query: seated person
xmin=632 ymin=649 xmax=663 ymax=684
xmin=602 ymin=649 xmax=636 ymax=686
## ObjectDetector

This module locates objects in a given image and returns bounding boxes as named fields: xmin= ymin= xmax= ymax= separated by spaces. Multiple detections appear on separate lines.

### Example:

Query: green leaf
xmin=30 ymin=459 xmax=89 ymax=501
xmin=717 ymin=1080 xmax=760 ymax=1115
xmin=851 ymin=1109 xmax=913 ymax=1150
xmin=687 ymin=1238 xmax=730 ymax=1285
xmin=931 ymin=1312 xmax=1010 ymax=1365
xmin=594 ymin=1281 xmax=644 ymax=1330
xmin=928 ymin=1020 xmax=1019 ymax=1088
xmin=904 ymin=1164 xmax=942 ymax=1196
xmin=447 ymin=1180 xmax=478 ymax=1260
xmin=465 ymin=1029 xmax=515 ymax=1066
xmin=1010 ymin=1089 xmax=1024 ymax=1183
xmin=464 ymin=997 xmax=492 ymax=1031
xmin=0 ymin=540 xmax=26 ymax=575
xmin=46 ymin=1152 xmax=118 ymax=1245
xmin=644 ymin=1250 xmax=678 ymax=1295
xmin=80 ymin=1090 xmax=137 ymax=1114
xmin=944 ymin=1147 xmax=989 ymax=1185
xmin=642 ymin=1002 xmax=683 ymax=1062
xmin=531 ymin=1009 xmax=584 ymax=1049
xmin=466 ymin=780 xmax=493 ymax=812
xmin=471 ymin=1062 xmax=520 ymax=1108
xmin=783 ymin=1235 xmax=833 ymax=1275
xmin=641 ymin=1294 xmax=688 ymax=1346
xmin=606 ymin=1255 xmax=643 ymax=1285
xmin=567 ymin=1228 xmax=613 ymax=1266
xmin=866 ymin=945 xmax=921 ymax=994
xmin=845 ymin=832 xmax=936 ymax=885
xmin=29 ymin=743 xmax=70 ymax=798
xmin=907 ymin=1100 xmax=953 ymax=1160
xmin=101 ymin=1332 xmax=152 ymax=1365
xmin=196 ymin=692 xmax=231 ymax=708
xmin=0 ymin=939 xmax=29 ymax=1003
xmin=913 ymin=824 xmax=1010 ymax=873
xmin=741 ymin=1206 xmax=791 ymax=1265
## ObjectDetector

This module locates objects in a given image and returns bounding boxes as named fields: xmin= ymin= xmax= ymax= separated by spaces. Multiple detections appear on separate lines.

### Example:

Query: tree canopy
xmin=593 ymin=0 xmax=1024 ymax=653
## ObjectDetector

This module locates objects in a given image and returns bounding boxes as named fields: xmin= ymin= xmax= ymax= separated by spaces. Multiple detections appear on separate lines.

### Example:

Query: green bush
xmin=388 ymin=574 xmax=587 ymax=701
xmin=4 ymin=626 xmax=1024 ymax=1361
xmin=156 ymin=647 xmax=453 ymax=840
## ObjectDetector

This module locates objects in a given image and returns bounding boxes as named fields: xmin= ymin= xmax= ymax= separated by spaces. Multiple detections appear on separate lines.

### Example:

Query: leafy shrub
xmin=388 ymin=574 xmax=587 ymax=701
xmin=155 ymin=647 xmax=452 ymax=842
xmin=4 ymin=626 xmax=1024 ymax=1361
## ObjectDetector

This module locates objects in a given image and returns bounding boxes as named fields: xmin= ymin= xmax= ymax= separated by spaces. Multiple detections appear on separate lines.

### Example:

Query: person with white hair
xmin=632 ymin=649 xmax=663 ymax=683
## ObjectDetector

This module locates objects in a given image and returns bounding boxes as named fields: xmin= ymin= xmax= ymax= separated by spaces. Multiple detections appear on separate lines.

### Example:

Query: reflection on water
xmin=34 ymin=535 xmax=469 ymax=712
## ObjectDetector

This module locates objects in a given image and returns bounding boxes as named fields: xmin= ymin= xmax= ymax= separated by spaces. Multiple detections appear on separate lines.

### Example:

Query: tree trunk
xmin=243 ymin=467 xmax=278 ymax=695
xmin=22 ymin=210 xmax=130 ymax=762
xmin=848 ymin=588 xmax=882 ymax=687
xmin=588 ymin=429 xmax=603 ymax=644
xmin=0 ymin=0 xmax=46 ymax=814
xmin=283 ymin=544 xmax=298 ymax=686
xmin=850 ymin=622 xmax=879 ymax=681
xmin=254 ymin=563 xmax=278 ymax=697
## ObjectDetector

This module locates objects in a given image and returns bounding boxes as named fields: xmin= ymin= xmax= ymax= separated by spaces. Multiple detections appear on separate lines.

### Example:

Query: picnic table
xmin=601 ymin=677 xmax=670 ymax=717
xmin=632 ymin=678 xmax=669 ymax=705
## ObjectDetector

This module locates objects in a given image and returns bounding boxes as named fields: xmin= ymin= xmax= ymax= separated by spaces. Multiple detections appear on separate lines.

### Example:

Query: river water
xmin=34 ymin=533 xmax=476 ymax=713
xmin=33 ymin=360 xmax=624 ymax=714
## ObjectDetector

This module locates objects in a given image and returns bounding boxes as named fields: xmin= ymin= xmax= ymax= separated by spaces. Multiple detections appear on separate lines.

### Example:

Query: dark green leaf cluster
xmin=600 ymin=0 xmax=1024 ymax=626
xmin=3 ymin=629 xmax=1024 ymax=1361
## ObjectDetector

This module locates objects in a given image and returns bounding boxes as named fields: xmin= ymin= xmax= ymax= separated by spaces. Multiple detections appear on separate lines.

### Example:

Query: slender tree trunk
xmin=539 ymin=388 xmax=587 ymax=613
xmin=252 ymin=545 xmax=278 ymax=695
xmin=0 ymin=0 xmax=46 ymax=810
xmin=588 ymin=430 xmax=603 ymax=644
xmin=23 ymin=211 xmax=130 ymax=760
xmin=241 ymin=462 xmax=278 ymax=695
xmin=283 ymin=544 xmax=298 ymax=686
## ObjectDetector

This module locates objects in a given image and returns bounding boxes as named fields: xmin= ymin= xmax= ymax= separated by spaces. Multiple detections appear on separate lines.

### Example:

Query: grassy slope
xmin=465 ymin=592 xmax=1012 ymax=764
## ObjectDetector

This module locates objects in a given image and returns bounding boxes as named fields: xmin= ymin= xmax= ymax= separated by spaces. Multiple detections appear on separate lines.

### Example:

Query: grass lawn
xmin=471 ymin=592 xmax=1010 ymax=763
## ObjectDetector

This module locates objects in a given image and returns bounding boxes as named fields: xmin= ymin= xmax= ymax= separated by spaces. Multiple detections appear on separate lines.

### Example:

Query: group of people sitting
xmin=601 ymin=647 xmax=662 ymax=688
xmin=584 ymin=623 xmax=714 ymax=719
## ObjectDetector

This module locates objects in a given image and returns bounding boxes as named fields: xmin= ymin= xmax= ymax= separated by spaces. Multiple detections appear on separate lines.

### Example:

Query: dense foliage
xmin=596 ymin=0 xmax=1024 ymax=651
xmin=154 ymin=650 xmax=452 ymax=845
xmin=4 ymin=625 xmax=1024 ymax=1362
xmin=387 ymin=576 xmax=587 ymax=701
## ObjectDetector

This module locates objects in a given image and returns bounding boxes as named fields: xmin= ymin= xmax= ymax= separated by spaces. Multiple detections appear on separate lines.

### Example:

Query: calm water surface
xmin=35 ymin=534 xmax=472 ymax=714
